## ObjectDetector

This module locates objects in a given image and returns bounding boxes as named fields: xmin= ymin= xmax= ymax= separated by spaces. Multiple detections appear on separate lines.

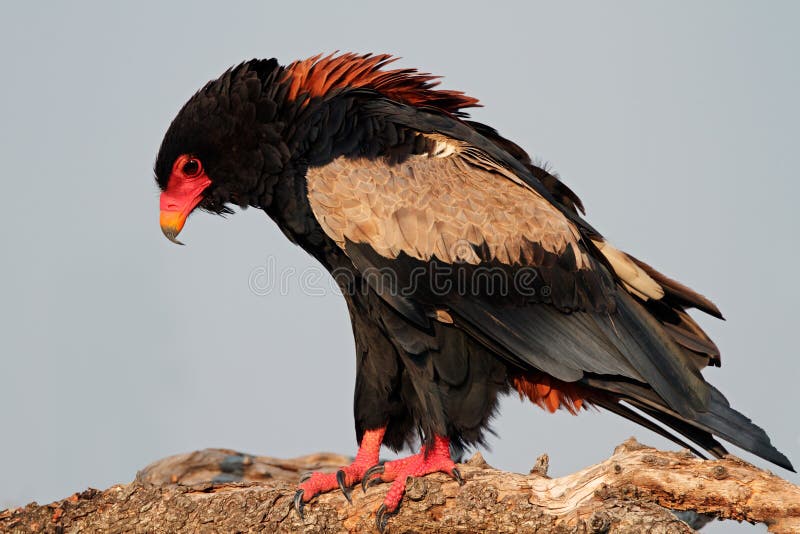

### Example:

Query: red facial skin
xmin=159 ymin=154 xmax=211 ymax=244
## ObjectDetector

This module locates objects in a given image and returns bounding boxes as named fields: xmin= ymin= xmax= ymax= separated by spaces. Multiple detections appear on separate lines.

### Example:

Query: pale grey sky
xmin=1 ymin=2 xmax=797 ymax=532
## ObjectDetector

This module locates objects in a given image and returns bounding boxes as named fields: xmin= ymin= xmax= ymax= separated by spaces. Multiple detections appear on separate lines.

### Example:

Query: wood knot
xmin=594 ymin=483 xmax=611 ymax=500
xmin=641 ymin=454 xmax=670 ymax=467
xmin=530 ymin=453 xmax=550 ymax=477
xmin=405 ymin=477 xmax=428 ymax=501
xmin=590 ymin=511 xmax=611 ymax=533
xmin=612 ymin=463 xmax=622 ymax=474
xmin=712 ymin=465 xmax=728 ymax=480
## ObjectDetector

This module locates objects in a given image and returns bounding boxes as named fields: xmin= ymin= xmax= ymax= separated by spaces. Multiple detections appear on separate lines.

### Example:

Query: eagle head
xmin=154 ymin=58 xmax=288 ymax=244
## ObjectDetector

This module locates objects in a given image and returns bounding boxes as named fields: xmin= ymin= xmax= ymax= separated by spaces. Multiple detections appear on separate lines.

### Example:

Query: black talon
xmin=293 ymin=489 xmax=305 ymax=519
xmin=299 ymin=472 xmax=312 ymax=483
xmin=336 ymin=470 xmax=353 ymax=504
xmin=362 ymin=463 xmax=385 ymax=493
xmin=452 ymin=467 xmax=464 ymax=486
xmin=375 ymin=503 xmax=395 ymax=533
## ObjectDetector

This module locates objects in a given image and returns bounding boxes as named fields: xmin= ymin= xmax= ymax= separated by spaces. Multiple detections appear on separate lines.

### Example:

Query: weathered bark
xmin=1 ymin=439 xmax=798 ymax=533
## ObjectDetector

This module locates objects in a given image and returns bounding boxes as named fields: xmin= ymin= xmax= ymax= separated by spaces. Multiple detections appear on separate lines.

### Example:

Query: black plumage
xmin=154 ymin=53 xmax=793 ymax=521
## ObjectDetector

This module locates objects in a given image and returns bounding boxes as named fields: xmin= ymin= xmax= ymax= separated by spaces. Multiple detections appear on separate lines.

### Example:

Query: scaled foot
xmin=362 ymin=435 xmax=463 ymax=531
xmin=293 ymin=427 xmax=385 ymax=517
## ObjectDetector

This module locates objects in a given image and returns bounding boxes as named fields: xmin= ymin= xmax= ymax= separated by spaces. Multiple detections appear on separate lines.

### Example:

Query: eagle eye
xmin=181 ymin=158 xmax=202 ymax=178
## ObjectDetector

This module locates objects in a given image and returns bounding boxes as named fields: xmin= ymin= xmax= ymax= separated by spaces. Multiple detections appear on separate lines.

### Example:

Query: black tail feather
xmin=593 ymin=396 xmax=711 ymax=459
xmin=627 ymin=400 xmax=729 ymax=459
xmin=583 ymin=376 xmax=795 ymax=472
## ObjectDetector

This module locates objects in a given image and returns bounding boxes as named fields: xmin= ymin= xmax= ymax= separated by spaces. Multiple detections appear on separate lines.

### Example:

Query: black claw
xmin=293 ymin=489 xmax=305 ymax=519
xmin=362 ymin=463 xmax=385 ymax=493
xmin=452 ymin=467 xmax=464 ymax=486
xmin=299 ymin=472 xmax=312 ymax=483
xmin=336 ymin=470 xmax=353 ymax=504
xmin=375 ymin=503 xmax=394 ymax=533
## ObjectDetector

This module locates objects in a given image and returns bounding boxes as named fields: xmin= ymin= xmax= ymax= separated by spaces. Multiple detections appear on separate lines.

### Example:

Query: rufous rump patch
xmin=511 ymin=372 xmax=588 ymax=415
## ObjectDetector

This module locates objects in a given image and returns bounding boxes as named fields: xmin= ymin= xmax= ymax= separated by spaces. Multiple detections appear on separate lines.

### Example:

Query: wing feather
xmin=307 ymin=152 xmax=591 ymax=271
xmin=306 ymin=126 xmax=711 ymax=417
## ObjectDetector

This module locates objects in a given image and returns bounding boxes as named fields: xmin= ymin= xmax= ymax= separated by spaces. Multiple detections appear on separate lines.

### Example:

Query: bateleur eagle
xmin=154 ymin=53 xmax=793 ymax=529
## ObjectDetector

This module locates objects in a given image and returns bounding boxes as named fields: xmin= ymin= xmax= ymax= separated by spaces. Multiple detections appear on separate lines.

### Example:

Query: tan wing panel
xmin=306 ymin=152 xmax=590 ymax=268
xmin=592 ymin=240 xmax=664 ymax=301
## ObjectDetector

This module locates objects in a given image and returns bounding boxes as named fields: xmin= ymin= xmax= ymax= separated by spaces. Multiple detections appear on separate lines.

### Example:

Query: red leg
xmin=363 ymin=435 xmax=463 ymax=531
xmin=294 ymin=427 xmax=385 ymax=515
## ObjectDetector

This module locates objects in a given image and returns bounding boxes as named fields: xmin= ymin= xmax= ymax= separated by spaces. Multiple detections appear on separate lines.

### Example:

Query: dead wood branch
xmin=1 ymin=439 xmax=798 ymax=533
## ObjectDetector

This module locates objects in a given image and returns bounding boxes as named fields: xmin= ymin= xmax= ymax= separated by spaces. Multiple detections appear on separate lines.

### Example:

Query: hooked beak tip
xmin=161 ymin=226 xmax=185 ymax=245
xmin=160 ymin=211 xmax=187 ymax=245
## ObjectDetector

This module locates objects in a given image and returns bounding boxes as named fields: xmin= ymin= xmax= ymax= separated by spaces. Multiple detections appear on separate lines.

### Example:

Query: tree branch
xmin=2 ymin=439 xmax=797 ymax=533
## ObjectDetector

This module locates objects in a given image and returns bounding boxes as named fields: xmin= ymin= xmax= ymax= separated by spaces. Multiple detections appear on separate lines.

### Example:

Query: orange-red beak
xmin=159 ymin=174 xmax=211 ymax=245
xmin=159 ymin=209 xmax=190 ymax=244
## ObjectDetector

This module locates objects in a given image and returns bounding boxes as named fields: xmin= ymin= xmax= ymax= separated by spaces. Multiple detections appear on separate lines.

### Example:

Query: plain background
xmin=1 ymin=2 xmax=797 ymax=532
